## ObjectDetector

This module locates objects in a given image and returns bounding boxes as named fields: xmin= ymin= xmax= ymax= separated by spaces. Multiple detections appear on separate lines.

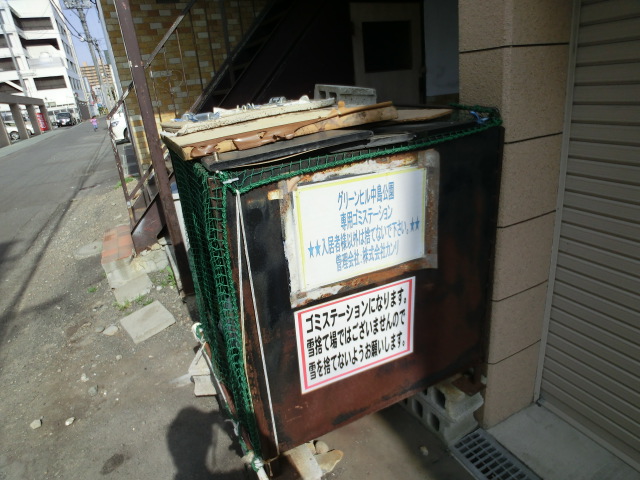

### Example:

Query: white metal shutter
xmin=540 ymin=0 xmax=640 ymax=470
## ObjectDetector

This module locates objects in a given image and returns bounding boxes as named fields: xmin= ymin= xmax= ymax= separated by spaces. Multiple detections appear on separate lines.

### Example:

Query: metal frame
xmin=110 ymin=0 xmax=196 ymax=295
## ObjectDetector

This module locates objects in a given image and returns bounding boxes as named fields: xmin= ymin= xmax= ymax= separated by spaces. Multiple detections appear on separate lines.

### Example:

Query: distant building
xmin=80 ymin=60 xmax=114 ymax=108
xmin=0 ymin=0 xmax=88 ymax=119
xmin=80 ymin=60 xmax=113 ymax=89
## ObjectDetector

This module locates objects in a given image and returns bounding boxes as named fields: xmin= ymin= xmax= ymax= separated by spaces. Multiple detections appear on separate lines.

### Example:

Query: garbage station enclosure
xmin=169 ymin=110 xmax=503 ymax=462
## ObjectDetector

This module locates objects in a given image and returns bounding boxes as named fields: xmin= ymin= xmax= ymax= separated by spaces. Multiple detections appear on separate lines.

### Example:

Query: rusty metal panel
xmin=222 ymin=126 xmax=503 ymax=455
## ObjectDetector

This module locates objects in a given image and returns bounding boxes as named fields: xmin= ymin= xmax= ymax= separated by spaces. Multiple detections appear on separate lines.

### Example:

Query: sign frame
xmin=280 ymin=150 xmax=439 ymax=308
xmin=294 ymin=277 xmax=416 ymax=393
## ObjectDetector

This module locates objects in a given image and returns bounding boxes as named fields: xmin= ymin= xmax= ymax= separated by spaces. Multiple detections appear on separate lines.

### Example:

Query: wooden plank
xmin=164 ymin=103 xmax=398 ymax=160
xmin=392 ymin=108 xmax=452 ymax=123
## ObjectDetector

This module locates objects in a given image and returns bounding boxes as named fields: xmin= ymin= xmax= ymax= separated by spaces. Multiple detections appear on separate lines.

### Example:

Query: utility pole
xmin=93 ymin=38 xmax=114 ymax=106
xmin=63 ymin=0 xmax=109 ymax=112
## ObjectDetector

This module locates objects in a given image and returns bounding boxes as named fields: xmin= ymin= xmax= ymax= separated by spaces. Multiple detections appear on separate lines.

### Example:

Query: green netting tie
xmin=241 ymin=450 xmax=265 ymax=472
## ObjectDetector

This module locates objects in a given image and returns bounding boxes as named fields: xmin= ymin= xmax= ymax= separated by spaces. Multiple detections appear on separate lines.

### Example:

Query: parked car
xmin=5 ymin=122 xmax=34 ymax=141
xmin=56 ymin=112 xmax=77 ymax=127
xmin=108 ymin=110 xmax=129 ymax=143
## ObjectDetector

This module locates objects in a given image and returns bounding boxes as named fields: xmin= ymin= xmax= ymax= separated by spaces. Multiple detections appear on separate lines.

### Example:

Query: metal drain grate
xmin=451 ymin=429 xmax=541 ymax=480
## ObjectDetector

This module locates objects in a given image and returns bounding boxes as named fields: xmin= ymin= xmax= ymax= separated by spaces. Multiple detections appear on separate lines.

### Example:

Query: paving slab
xmin=489 ymin=403 xmax=639 ymax=480
xmin=119 ymin=300 xmax=176 ymax=344
xmin=192 ymin=375 xmax=216 ymax=396
xmin=113 ymin=273 xmax=152 ymax=304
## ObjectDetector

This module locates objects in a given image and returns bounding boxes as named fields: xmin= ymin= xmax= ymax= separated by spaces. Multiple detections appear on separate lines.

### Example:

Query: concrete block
xmin=314 ymin=84 xmax=377 ymax=105
xmin=131 ymin=248 xmax=169 ymax=274
xmin=487 ymin=282 xmax=547 ymax=364
xmin=427 ymin=381 xmax=485 ymax=422
xmin=103 ymin=257 xmax=136 ymax=289
xmin=509 ymin=0 xmax=572 ymax=45
xmin=459 ymin=0 xmax=508 ymax=52
xmin=492 ymin=212 xmax=555 ymax=301
xmin=459 ymin=48 xmax=504 ymax=112
xmin=498 ymin=135 xmax=562 ymax=227
xmin=193 ymin=375 xmax=216 ymax=396
xmin=401 ymin=379 xmax=484 ymax=445
xmin=113 ymin=273 xmax=153 ymax=304
xmin=282 ymin=444 xmax=323 ymax=480
xmin=402 ymin=394 xmax=479 ymax=445
xmin=460 ymin=0 xmax=572 ymax=52
xmin=461 ymin=46 xmax=569 ymax=143
xmin=119 ymin=300 xmax=175 ymax=344
xmin=501 ymin=45 xmax=569 ymax=143
xmin=479 ymin=341 xmax=540 ymax=428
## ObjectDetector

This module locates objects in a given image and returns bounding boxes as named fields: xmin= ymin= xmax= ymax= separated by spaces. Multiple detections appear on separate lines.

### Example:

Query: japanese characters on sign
xmin=295 ymin=277 xmax=415 ymax=393
xmin=293 ymin=167 xmax=427 ymax=290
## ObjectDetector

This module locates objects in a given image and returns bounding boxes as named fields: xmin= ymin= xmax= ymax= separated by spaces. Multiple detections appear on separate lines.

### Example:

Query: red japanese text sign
xmin=295 ymin=277 xmax=415 ymax=393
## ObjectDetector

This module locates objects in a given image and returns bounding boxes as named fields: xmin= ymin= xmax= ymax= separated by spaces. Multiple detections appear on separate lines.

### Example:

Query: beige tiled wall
xmin=100 ymin=0 xmax=266 ymax=164
xmin=458 ymin=0 xmax=573 ymax=427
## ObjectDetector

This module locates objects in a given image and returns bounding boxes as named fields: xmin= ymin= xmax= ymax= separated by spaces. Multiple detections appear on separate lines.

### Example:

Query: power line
xmin=62 ymin=0 xmax=110 ymax=109
xmin=49 ymin=0 xmax=89 ymax=44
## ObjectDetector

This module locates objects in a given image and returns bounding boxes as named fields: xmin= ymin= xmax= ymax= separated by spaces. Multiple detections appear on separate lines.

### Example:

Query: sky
xmin=57 ymin=0 xmax=108 ymax=67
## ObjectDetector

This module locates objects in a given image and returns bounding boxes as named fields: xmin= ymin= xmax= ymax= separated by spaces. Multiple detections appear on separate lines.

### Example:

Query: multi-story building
xmin=0 ymin=0 xmax=88 ymax=119
xmin=80 ymin=60 xmax=114 ymax=109
xmin=80 ymin=60 xmax=113 ymax=90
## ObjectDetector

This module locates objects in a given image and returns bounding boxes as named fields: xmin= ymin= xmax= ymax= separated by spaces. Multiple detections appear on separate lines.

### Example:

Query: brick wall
xmin=100 ymin=0 xmax=266 ymax=163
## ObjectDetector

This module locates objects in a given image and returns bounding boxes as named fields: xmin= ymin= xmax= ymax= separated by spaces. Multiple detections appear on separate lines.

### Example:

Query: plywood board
xmin=163 ymin=103 xmax=397 ymax=160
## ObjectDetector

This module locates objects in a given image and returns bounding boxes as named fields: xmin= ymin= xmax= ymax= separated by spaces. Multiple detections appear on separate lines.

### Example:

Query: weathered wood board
xmin=163 ymin=103 xmax=397 ymax=160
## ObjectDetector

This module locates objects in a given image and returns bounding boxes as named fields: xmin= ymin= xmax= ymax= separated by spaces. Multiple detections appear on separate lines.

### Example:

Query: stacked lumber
xmin=162 ymin=101 xmax=398 ymax=161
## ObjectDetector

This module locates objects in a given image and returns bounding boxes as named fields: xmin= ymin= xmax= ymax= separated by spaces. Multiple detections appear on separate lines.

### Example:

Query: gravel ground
xmin=0 ymin=157 xmax=250 ymax=479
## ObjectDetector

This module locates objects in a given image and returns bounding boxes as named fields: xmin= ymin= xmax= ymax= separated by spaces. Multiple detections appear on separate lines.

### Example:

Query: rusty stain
xmin=216 ymin=126 xmax=502 ymax=455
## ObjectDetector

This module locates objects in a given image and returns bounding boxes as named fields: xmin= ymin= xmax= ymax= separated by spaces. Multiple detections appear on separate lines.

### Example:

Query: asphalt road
xmin=0 ymin=122 xmax=250 ymax=479
xmin=0 ymin=122 xmax=115 ymax=342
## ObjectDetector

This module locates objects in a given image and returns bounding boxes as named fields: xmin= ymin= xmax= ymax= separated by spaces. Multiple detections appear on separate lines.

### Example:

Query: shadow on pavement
xmin=167 ymin=406 xmax=248 ymax=480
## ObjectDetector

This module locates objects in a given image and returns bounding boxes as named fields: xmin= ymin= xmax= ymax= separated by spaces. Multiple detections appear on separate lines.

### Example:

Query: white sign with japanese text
xmin=293 ymin=167 xmax=426 ymax=290
xmin=295 ymin=277 xmax=415 ymax=393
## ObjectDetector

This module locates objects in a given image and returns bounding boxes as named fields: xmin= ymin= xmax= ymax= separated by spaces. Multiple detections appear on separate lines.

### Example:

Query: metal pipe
xmin=112 ymin=0 xmax=194 ymax=295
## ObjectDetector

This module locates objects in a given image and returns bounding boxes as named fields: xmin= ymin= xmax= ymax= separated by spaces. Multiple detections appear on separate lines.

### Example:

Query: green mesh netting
xmin=171 ymin=105 xmax=501 ymax=462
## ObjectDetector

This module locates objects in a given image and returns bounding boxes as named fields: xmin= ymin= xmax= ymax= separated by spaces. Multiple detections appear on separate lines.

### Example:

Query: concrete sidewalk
xmin=489 ymin=403 xmax=638 ymax=480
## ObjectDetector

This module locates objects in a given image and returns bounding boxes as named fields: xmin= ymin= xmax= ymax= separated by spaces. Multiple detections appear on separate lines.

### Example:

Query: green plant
xmin=156 ymin=266 xmax=176 ymax=288
xmin=136 ymin=294 xmax=153 ymax=306
xmin=114 ymin=299 xmax=131 ymax=311
xmin=87 ymin=286 xmax=97 ymax=293
xmin=114 ymin=176 xmax=135 ymax=190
